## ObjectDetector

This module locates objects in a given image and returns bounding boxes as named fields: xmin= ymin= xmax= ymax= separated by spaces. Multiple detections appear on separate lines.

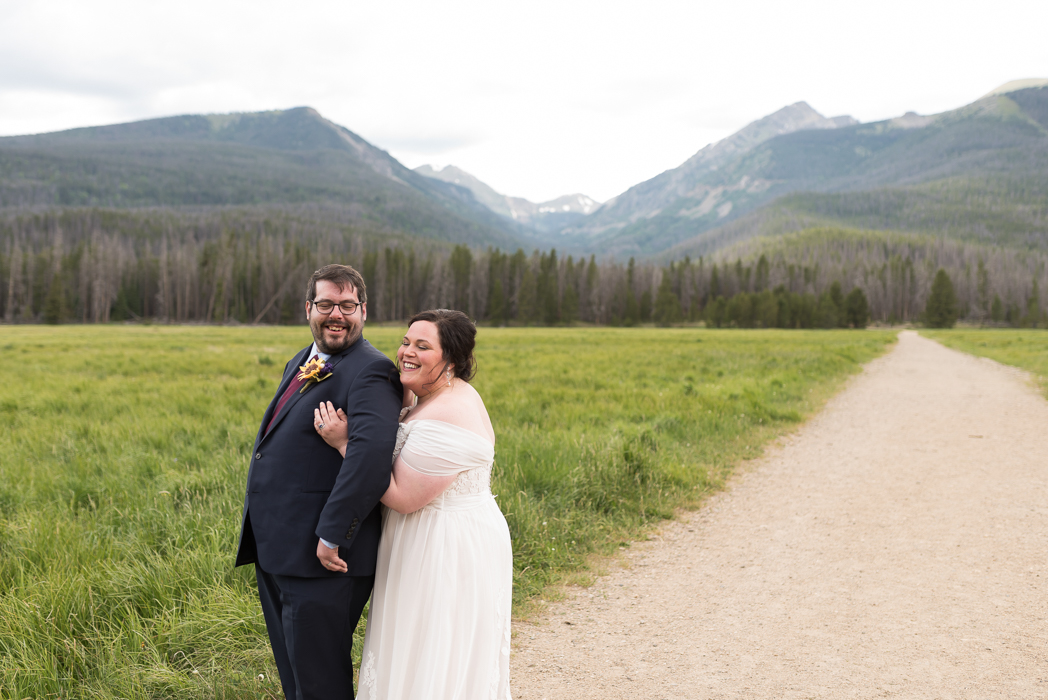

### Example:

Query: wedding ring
xmin=318 ymin=423 xmax=325 ymax=429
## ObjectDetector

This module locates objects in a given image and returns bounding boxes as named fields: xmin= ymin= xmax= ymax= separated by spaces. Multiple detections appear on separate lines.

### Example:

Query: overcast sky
xmin=1 ymin=0 xmax=1046 ymax=202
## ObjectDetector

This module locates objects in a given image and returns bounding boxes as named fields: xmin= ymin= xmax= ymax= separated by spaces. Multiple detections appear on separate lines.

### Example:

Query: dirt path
xmin=511 ymin=331 xmax=1048 ymax=699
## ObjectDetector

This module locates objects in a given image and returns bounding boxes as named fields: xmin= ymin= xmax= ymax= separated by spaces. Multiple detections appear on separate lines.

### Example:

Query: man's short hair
xmin=306 ymin=264 xmax=367 ymax=304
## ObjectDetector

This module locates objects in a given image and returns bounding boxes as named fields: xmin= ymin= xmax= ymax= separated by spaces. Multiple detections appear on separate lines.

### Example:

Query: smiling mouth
xmin=402 ymin=362 xmax=420 ymax=370
xmin=324 ymin=324 xmax=346 ymax=333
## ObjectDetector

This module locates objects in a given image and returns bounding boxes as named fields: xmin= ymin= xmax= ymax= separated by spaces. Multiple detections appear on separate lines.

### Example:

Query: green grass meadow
xmin=0 ymin=326 xmax=895 ymax=698
xmin=921 ymin=329 xmax=1048 ymax=397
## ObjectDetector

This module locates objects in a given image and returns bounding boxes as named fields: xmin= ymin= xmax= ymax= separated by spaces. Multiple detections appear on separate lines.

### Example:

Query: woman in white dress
xmin=314 ymin=309 xmax=512 ymax=700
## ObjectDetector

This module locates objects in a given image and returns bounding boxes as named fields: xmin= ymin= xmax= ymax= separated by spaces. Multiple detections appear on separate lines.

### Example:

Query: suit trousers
xmin=256 ymin=565 xmax=374 ymax=700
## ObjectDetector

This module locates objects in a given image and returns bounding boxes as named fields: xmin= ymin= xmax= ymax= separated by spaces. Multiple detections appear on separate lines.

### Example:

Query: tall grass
xmin=921 ymin=329 xmax=1048 ymax=397
xmin=0 ymin=326 xmax=894 ymax=697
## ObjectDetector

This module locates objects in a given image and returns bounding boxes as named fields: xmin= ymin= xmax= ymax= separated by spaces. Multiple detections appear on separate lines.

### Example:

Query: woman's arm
xmin=317 ymin=401 xmax=455 ymax=513
xmin=381 ymin=458 xmax=457 ymax=514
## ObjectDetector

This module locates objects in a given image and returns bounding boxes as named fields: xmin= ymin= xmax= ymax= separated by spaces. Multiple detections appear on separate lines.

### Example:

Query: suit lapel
xmin=321 ymin=340 xmax=356 ymax=374
xmin=257 ymin=345 xmax=313 ymax=446
xmin=259 ymin=338 xmax=364 ymax=443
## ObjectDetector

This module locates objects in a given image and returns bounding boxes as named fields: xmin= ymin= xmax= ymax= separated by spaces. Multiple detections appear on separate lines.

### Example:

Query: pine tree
xmin=653 ymin=274 xmax=682 ymax=326
xmin=732 ymin=293 xmax=758 ymax=328
xmin=624 ymin=288 xmax=639 ymax=326
xmin=1006 ymin=300 xmax=1020 ymax=326
xmin=624 ymin=258 xmax=639 ymax=326
xmin=517 ymin=267 xmax=538 ymax=325
xmin=539 ymin=249 xmax=559 ymax=325
xmin=755 ymin=254 xmax=770 ymax=292
xmin=755 ymin=291 xmax=777 ymax=328
xmin=488 ymin=277 xmax=506 ymax=326
xmin=925 ymin=268 xmax=959 ymax=328
xmin=561 ymin=278 xmax=579 ymax=325
xmin=43 ymin=277 xmax=65 ymax=325
xmin=976 ymin=258 xmax=990 ymax=317
xmin=1024 ymin=280 xmax=1042 ymax=328
xmin=828 ymin=281 xmax=846 ymax=327
xmin=705 ymin=297 xmax=727 ymax=328
xmin=844 ymin=287 xmax=870 ymax=329
xmin=815 ymin=292 xmax=838 ymax=329
xmin=990 ymin=294 xmax=1004 ymax=323
xmin=449 ymin=245 xmax=473 ymax=313
xmin=584 ymin=255 xmax=598 ymax=322
xmin=639 ymin=289 xmax=652 ymax=324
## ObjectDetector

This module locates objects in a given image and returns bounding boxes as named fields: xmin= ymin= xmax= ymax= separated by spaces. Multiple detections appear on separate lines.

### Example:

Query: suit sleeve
xmin=315 ymin=356 xmax=401 ymax=549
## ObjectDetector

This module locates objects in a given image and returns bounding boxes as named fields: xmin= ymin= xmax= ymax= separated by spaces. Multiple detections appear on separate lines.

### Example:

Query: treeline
xmin=2 ymin=210 xmax=1046 ymax=328
xmin=0 ymin=207 xmax=433 ymax=325
xmin=723 ymin=228 xmax=1048 ymax=327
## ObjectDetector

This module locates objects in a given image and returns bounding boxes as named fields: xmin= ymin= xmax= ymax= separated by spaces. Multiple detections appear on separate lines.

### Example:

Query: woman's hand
xmin=314 ymin=401 xmax=349 ymax=457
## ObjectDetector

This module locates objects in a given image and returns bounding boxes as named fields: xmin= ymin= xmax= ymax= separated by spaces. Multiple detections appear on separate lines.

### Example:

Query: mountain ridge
xmin=561 ymin=83 xmax=1048 ymax=259
xmin=0 ymin=106 xmax=528 ymax=249
xmin=414 ymin=164 xmax=599 ymax=234
xmin=569 ymin=101 xmax=859 ymax=239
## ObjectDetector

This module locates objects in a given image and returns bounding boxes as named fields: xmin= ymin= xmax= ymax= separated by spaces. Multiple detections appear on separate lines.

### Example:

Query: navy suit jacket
xmin=235 ymin=336 xmax=402 ymax=577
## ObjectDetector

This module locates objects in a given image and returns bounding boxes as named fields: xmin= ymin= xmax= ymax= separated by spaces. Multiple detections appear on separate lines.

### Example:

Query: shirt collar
xmin=308 ymin=342 xmax=331 ymax=363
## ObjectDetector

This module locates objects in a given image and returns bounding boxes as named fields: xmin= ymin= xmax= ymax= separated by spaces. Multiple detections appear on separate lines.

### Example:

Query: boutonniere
xmin=297 ymin=357 xmax=334 ymax=393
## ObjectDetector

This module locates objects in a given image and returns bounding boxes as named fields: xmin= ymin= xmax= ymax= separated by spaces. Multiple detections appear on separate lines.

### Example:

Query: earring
xmin=446 ymin=369 xmax=452 ymax=387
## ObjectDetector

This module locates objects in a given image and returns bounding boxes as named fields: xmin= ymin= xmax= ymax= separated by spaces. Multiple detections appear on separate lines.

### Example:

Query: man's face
xmin=306 ymin=280 xmax=367 ymax=355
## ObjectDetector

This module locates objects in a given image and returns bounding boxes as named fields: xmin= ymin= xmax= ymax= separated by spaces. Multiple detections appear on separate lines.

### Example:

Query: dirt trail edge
xmin=510 ymin=331 xmax=1048 ymax=699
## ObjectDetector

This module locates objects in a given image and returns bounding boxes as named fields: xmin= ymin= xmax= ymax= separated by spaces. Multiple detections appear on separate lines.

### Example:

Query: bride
xmin=314 ymin=308 xmax=512 ymax=700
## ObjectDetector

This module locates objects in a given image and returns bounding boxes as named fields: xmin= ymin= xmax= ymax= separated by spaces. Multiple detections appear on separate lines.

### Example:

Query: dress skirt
xmin=358 ymin=491 xmax=513 ymax=700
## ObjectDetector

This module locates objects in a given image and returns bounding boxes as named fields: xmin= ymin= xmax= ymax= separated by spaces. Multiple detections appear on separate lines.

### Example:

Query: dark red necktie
xmin=265 ymin=354 xmax=318 ymax=435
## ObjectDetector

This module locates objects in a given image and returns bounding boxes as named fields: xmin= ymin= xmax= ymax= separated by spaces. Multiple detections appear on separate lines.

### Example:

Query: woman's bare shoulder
xmin=410 ymin=383 xmax=493 ymax=442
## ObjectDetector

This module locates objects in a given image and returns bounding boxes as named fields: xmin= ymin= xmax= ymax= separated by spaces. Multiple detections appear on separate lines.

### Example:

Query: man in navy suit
xmin=236 ymin=264 xmax=401 ymax=699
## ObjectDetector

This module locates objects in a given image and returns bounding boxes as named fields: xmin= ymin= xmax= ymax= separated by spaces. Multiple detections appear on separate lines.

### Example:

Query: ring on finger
xmin=318 ymin=423 xmax=325 ymax=429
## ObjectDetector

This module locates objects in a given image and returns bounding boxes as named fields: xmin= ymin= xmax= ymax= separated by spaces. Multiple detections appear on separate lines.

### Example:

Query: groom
xmin=236 ymin=264 xmax=401 ymax=699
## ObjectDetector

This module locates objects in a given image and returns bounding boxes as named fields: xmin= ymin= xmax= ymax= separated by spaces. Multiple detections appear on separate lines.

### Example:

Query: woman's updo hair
xmin=408 ymin=309 xmax=477 ymax=382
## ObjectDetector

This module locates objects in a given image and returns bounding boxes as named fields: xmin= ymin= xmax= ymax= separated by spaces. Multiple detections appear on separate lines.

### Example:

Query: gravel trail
xmin=511 ymin=331 xmax=1048 ymax=699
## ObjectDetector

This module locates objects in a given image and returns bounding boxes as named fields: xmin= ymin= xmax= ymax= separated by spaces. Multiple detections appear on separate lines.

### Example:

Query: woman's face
xmin=397 ymin=321 xmax=448 ymax=395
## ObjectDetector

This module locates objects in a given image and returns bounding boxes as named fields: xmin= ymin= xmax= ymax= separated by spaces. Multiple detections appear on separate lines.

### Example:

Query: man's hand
xmin=317 ymin=539 xmax=348 ymax=573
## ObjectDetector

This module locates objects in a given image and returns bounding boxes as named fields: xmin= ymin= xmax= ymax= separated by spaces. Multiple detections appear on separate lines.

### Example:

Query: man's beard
xmin=310 ymin=317 xmax=361 ymax=355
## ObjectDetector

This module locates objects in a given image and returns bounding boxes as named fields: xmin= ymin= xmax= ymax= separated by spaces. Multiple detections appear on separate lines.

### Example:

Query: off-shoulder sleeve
xmin=398 ymin=420 xmax=495 ymax=477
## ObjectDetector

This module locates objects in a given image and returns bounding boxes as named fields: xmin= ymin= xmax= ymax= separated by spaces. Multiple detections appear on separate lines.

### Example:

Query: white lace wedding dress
xmin=358 ymin=419 xmax=512 ymax=700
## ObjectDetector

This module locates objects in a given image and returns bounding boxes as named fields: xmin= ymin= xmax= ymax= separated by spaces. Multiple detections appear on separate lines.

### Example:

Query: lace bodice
xmin=445 ymin=463 xmax=493 ymax=496
xmin=393 ymin=422 xmax=410 ymax=462
xmin=393 ymin=420 xmax=494 ymax=498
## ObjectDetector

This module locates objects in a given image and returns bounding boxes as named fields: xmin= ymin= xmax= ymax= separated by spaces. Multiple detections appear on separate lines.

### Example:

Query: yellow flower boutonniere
xmin=297 ymin=357 xmax=334 ymax=393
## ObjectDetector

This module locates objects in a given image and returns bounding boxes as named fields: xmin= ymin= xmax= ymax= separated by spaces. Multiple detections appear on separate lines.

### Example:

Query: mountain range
xmin=413 ymin=164 xmax=599 ymax=234
xmin=2 ymin=79 xmax=1047 ymax=260
xmin=410 ymin=79 xmax=1048 ymax=258
xmin=551 ymin=78 xmax=1048 ymax=257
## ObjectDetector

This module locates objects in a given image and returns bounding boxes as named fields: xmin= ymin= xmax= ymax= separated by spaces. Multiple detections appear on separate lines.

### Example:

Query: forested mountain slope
xmin=0 ymin=107 xmax=524 ymax=248
xmin=661 ymin=175 xmax=1048 ymax=261
xmin=568 ymin=84 xmax=1048 ymax=258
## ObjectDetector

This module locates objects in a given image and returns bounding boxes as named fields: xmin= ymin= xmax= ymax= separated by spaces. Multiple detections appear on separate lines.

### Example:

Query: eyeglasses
xmin=311 ymin=300 xmax=361 ymax=315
